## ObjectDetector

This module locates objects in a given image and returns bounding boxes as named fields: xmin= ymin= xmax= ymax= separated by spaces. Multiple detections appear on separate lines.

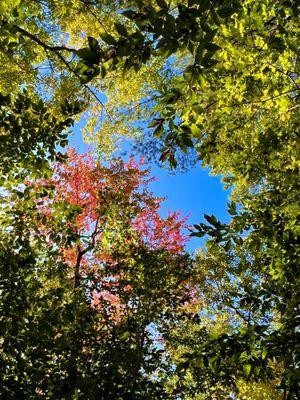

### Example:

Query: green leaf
xmin=204 ymin=43 xmax=222 ymax=52
xmin=190 ymin=230 xmax=206 ymax=238
xmin=204 ymin=214 xmax=218 ymax=226
xmin=176 ymin=360 xmax=189 ymax=372
xmin=0 ymin=93 xmax=11 ymax=106
xmin=164 ymin=14 xmax=176 ymax=35
xmin=88 ymin=36 xmax=99 ymax=52
xmin=119 ymin=331 xmax=130 ymax=341
xmin=228 ymin=202 xmax=237 ymax=216
xmin=114 ymin=23 xmax=128 ymax=37
xmin=122 ymin=9 xmax=137 ymax=20
xmin=76 ymin=48 xmax=99 ymax=64
xmin=261 ymin=348 xmax=267 ymax=360
xmin=153 ymin=125 xmax=164 ymax=137
xmin=99 ymin=31 xmax=116 ymax=45
xmin=224 ymin=240 xmax=231 ymax=251
xmin=202 ymin=26 xmax=217 ymax=42
xmin=202 ymin=56 xmax=218 ymax=68
xmin=157 ymin=0 xmax=168 ymax=9
xmin=218 ymin=6 xmax=236 ymax=18
xmin=243 ymin=363 xmax=251 ymax=377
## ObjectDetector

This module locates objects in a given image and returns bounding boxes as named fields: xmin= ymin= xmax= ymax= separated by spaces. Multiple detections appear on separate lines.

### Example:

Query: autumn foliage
xmin=33 ymin=149 xmax=188 ymax=320
xmin=52 ymin=149 xmax=188 ymax=252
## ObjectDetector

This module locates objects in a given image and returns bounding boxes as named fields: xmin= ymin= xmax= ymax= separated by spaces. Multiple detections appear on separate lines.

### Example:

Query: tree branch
xmin=74 ymin=217 xmax=100 ymax=288
xmin=0 ymin=20 xmax=75 ymax=53
xmin=0 ymin=20 xmax=113 ymax=112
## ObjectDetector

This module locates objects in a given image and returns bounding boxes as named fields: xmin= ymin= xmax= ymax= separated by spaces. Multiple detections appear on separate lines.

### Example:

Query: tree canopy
xmin=0 ymin=0 xmax=299 ymax=399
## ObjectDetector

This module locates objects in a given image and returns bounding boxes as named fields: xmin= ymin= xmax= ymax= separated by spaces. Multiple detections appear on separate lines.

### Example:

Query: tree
xmin=1 ymin=1 xmax=299 ymax=168
xmin=0 ymin=0 xmax=241 ymax=158
xmin=191 ymin=195 xmax=299 ymax=398
xmin=0 ymin=149 xmax=197 ymax=398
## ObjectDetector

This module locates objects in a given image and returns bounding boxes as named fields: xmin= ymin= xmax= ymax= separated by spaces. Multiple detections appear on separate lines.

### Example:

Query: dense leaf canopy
xmin=0 ymin=0 xmax=299 ymax=399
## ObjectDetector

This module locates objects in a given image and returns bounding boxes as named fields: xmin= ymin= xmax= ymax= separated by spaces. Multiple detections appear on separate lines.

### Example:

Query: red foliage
xmin=51 ymin=149 xmax=188 ymax=256
xmin=34 ymin=149 xmax=189 ymax=318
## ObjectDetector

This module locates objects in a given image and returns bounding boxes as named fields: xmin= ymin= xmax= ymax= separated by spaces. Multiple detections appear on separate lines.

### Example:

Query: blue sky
xmin=148 ymin=163 xmax=230 ymax=252
xmin=69 ymin=128 xmax=230 ymax=253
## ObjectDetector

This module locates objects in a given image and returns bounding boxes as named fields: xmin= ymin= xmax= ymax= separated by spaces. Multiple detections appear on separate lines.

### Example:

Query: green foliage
xmin=0 ymin=180 xmax=195 ymax=398
xmin=0 ymin=0 xmax=299 ymax=398
xmin=0 ymin=91 xmax=74 ymax=179
xmin=190 ymin=180 xmax=299 ymax=396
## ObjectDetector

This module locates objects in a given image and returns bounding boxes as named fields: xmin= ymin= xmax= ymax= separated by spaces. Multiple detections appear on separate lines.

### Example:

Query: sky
xmin=69 ymin=127 xmax=230 ymax=254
